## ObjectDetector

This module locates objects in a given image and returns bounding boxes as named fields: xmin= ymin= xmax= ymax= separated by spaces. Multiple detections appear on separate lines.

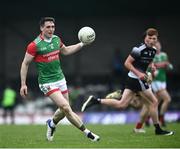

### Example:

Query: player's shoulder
xmin=27 ymin=41 xmax=36 ymax=51
xmin=134 ymin=43 xmax=146 ymax=48
xmin=52 ymin=35 xmax=61 ymax=41
xmin=132 ymin=43 xmax=146 ymax=51
xmin=160 ymin=51 xmax=167 ymax=56
xmin=34 ymin=35 xmax=42 ymax=45
xmin=52 ymin=35 xmax=59 ymax=38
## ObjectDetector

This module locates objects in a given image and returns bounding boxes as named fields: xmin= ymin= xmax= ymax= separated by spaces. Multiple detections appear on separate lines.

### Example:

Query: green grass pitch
xmin=0 ymin=123 xmax=180 ymax=148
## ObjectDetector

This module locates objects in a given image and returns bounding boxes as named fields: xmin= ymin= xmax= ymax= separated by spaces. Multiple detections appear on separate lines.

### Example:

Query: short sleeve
xmin=59 ymin=37 xmax=64 ymax=48
xmin=130 ymin=47 xmax=140 ymax=59
xmin=26 ymin=42 xmax=37 ymax=56
xmin=59 ymin=36 xmax=64 ymax=48
xmin=162 ymin=52 xmax=168 ymax=61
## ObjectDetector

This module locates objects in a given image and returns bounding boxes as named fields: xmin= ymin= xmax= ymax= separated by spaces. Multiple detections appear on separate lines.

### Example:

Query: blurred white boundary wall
xmin=0 ymin=110 xmax=179 ymax=125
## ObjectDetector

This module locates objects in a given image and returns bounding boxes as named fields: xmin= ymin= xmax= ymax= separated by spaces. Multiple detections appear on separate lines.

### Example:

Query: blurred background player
xmin=1 ymin=83 xmax=17 ymax=124
xmin=150 ymin=40 xmax=173 ymax=126
xmin=20 ymin=17 xmax=100 ymax=142
xmin=81 ymin=28 xmax=174 ymax=135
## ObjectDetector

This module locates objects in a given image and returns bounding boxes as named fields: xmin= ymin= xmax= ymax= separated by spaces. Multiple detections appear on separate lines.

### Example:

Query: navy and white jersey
xmin=128 ymin=43 xmax=156 ymax=79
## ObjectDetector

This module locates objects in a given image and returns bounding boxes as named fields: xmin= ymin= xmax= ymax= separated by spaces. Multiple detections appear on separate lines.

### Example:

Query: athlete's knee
xmin=61 ymin=104 xmax=72 ymax=114
xmin=54 ymin=108 xmax=65 ymax=118
xmin=167 ymin=96 xmax=171 ymax=103
xmin=152 ymin=98 xmax=158 ymax=107
xmin=117 ymin=101 xmax=129 ymax=109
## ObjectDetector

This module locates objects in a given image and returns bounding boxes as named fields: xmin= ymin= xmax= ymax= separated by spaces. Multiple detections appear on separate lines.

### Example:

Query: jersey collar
xmin=39 ymin=34 xmax=52 ymax=43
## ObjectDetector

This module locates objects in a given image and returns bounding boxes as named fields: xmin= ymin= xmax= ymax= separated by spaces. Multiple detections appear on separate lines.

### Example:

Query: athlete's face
xmin=155 ymin=41 xmax=161 ymax=52
xmin=144 ymin=35 xmax=158 ymax=48
xmin=40 ymin=21 xmax=55 ymax=39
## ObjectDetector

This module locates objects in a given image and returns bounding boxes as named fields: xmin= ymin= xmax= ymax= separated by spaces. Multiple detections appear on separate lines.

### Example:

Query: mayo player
xmin=20 ymin=17 xmax=100 ymax=141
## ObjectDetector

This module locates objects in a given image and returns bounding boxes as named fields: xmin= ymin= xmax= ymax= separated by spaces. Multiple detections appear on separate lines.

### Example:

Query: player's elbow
xmin=61 ymin=49 xmax=69 ymax=55
xmin=61 ymin=46 xmax=70 ymax=56
xmin=22 ymin=61 xmax=29 ymax=68
xmin=124 ymin=61 xmax=131 ymax=70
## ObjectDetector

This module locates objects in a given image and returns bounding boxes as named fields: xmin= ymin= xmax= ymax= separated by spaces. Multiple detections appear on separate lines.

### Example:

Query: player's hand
xmin=144 ymin=72 xmax=153 ymax=84
xmin=79 ymin=42 xmax=90 ymax=47
xmin=139 ymin=72 xmax=152 ymax=84
xmin=20 ymin=85 xmax=28 ymax=99
xmin=151 ymin=64 xmax=156 ymax=72
xmin=167 ymin=63 xmax=173 ymax=70
xmin=138 ymin=72 xmax=146 ymax=81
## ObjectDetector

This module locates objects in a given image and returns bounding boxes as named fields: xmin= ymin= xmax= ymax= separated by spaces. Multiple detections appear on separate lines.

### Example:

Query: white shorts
xmin=39 ymin=78 xmax=68 ymax=96
xmin=151 ymin=81 xmax=166 ymax=93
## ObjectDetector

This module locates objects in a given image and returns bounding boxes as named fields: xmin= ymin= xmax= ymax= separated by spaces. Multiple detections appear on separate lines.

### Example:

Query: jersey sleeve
xmin=59 ymin=36 xmax=64 ymax=48
xmin=130 ymin=47 xmax=140 ymax=60
xmin=26 ymin=42 xmax=37 ymax=56
xmin=162 ymin=52 xmax=168 ymax=61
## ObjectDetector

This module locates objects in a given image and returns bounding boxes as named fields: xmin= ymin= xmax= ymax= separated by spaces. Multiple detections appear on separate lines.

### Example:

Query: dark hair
xmin=142 ymin=28 xmax=159 ymax=39
xmin=39 ymin=17 xmax=55 ymax=27
xmin=145 ymin=28 xmax=158 ymax=36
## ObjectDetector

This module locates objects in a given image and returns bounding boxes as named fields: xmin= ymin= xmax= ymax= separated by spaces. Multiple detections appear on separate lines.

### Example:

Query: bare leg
xmin=156 ymin=89 xmax=171 ymax=126
xmin=139 ymin=89 xmax=159 ymax=124
xmin=52 ymin=93 xmax=69 ymax=124
xmin=101 ymin=89 xmax=135 ymax=109
xmin=134 ymin=96 xmax=150 ymax=131
xmin=139 ymin=105 xmax=150 ymax=124
xmin=48 ymin=91 xmax=100 ymax=141
xmin=49 ymin=91 xmax=83 ymax=128
xmin=52 ymin=109 xmax=65 ymax=124
xmin=139 ymin=89 xmax=174 ymax=134
xmin=156 ymin=89 xmax=171 ymax=116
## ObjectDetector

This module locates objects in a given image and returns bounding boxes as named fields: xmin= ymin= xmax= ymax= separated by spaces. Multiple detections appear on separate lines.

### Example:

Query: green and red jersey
xmin=153 ymin=52 xmax=168 ymax=82
xmin=26 ymin=35 xmax=65 ymax=84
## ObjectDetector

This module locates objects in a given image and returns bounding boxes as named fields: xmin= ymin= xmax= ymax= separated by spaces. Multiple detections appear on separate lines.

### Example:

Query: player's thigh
xmin=140 ymin=104 xmax=150 ymax=115
xmin=157 ymin=89 xmax=171 ymax=102
xmin=49 ymin=91 xmax=70 ymax=108
xmin=139 ymin=93 xmax=152 ymax=106
xmin=140 ymin=88 xmax=158 ymax=105
xmin=130 ymin=95 xmax=143 ymax=109
xmin=63 ymin=92 xmax=69 ymax=102
xmin=120 ymin=89 xmax=135 ymax=106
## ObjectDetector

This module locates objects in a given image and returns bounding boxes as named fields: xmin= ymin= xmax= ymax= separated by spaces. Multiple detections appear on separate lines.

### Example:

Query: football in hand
xmin=78 ymin=26 xmax=96 ymax=44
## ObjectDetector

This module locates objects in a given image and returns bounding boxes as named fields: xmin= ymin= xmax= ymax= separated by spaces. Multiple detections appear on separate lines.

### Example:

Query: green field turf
xmin=0 ymin=123 xmax=180 ymax=148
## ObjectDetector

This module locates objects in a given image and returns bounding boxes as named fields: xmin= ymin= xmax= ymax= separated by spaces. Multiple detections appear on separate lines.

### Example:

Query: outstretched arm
xmin=60 ymin=42 xmax=85 ymax=55
xmin=20 ymin=53 xmax=34 ymax=98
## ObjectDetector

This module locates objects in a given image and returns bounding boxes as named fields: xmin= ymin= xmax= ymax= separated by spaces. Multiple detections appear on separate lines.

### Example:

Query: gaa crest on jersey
xmin=47 ymin=85 xmax=51 ymax=91
xmin=40 ymin=85 xmax=51 ymax=93
xmin=40 ymin=47 xmax=47 ymax=51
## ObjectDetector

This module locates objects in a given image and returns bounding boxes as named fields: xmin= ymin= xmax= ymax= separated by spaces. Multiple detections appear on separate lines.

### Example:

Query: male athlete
xmin=20 ymin=17 xmax=100 ymax=141
xmin=137 ymin=40 xmax=174 ymax=128
xmin=81 ymin=28 xmax=174 ymax=136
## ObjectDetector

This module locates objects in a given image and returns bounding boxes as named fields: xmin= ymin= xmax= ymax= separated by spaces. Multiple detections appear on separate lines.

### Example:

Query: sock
xmin=50 ymin=119 xmax=56 ymax=128
xmin=136 ymin=122 xmax=143 ymax=129
xmin=79 ymin=124 xmax=86 ymax=131
xmin=52 ymin=118 xmax=59 ymax=125
xmin=154 ymin=123 xmax=161 ymax=131
xmin=159 ymin=115 xmax=164 ymax=124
